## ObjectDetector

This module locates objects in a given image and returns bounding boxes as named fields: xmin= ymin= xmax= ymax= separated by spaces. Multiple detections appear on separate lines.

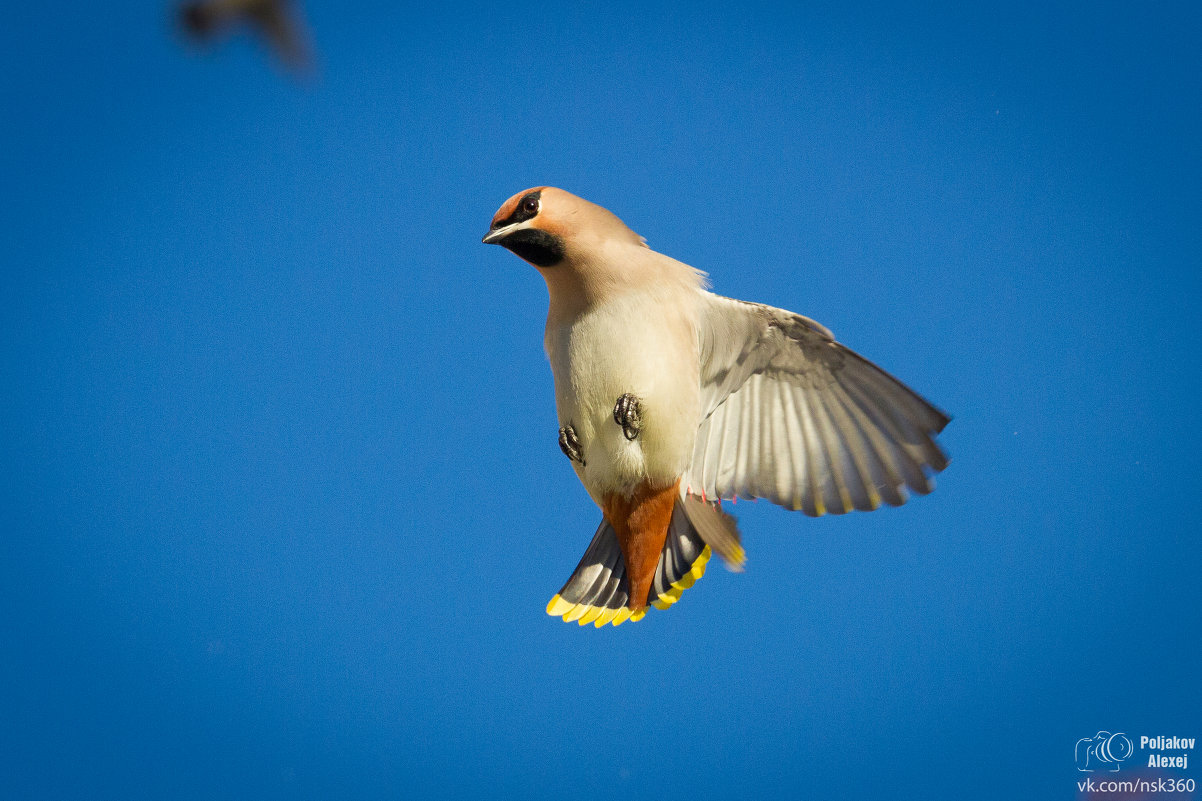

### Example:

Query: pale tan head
xmin=482 ymin=187 xmax=646 ymax=268
xmin=483 ymin=187 xmax=706 ymax=317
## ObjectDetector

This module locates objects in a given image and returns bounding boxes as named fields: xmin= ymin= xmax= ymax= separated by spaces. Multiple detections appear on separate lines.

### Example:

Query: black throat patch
xmin=500 ymin=228 xmax=565 ymax=267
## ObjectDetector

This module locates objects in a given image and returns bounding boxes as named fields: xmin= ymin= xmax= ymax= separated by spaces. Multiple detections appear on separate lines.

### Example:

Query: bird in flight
xmin=483 ymin=187 xmax=950 ymax=627
xmin=177 ymin=0 xmax=312 ymax=73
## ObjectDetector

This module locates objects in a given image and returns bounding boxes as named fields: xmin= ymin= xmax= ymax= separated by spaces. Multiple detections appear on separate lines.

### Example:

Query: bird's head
xmin=482 ymin=187 xmax=645 ymax=270
xmin=483 ymin=187 xmax=703 ymax=317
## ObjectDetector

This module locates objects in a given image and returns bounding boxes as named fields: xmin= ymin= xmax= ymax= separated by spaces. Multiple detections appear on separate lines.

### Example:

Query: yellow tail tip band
xmin=577 ymin=605 xmax=604 ymax=626
xmin=546 ymin=594 xmax=574 ymax=617
xmin=547 ymin=544 xmax=713 ymax=624
xmin=652 ymin=544 xmax=711 ymax=609
xmin=592 ymin=608 xmax=619 ymax=627
xmin=546 ymin=596 xmax=640 ymax=628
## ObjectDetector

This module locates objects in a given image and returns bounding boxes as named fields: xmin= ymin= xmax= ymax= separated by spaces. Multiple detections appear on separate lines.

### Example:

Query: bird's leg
xmin=612 ymin=393 xmax=642 ymax=441
xmin=558 ymin=424 xmax=585 ymax=465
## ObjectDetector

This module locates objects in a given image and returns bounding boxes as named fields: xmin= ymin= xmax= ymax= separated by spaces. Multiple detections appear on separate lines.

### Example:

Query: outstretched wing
xmin=685 ymin=293 xmax=950 ymax=516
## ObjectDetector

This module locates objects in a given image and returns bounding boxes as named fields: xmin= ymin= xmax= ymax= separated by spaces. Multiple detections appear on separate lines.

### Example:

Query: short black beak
xmin=482 ymin=223 xmax=517 ymax=245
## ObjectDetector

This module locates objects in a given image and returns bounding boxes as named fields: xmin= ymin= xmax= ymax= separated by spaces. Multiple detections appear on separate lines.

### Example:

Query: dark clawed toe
xmin=612 ymin=393 xmax=642 ymax=441
xmin=558 ymin=424 xmax=584 ymax=465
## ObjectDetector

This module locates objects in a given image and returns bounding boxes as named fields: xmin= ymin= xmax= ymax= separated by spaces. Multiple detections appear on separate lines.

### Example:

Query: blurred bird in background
xmin=177 ymin=0 xmax=313 ymax=73
xmin=484 ymin=187 xmax=951 ymax=627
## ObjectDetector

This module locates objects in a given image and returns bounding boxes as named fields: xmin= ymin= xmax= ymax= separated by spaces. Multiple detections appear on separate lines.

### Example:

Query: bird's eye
xmin=522 ymin=196 xmax=539 ymax=215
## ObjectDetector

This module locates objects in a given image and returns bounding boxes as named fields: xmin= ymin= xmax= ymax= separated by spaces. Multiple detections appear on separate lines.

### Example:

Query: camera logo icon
xmin=1075 ymin=731 xmax=1134 ymax=772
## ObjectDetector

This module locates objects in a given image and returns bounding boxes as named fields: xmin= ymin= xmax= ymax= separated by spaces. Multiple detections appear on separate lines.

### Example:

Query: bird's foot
xmin=558 ymin=424 xmax=585 ymax=465
xmin=612 ymin=393 xmax=642 ymax=441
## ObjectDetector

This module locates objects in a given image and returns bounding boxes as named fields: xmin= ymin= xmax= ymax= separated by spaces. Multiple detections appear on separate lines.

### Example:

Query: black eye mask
xmin=490 ymin=190 xmax=542 ymax=230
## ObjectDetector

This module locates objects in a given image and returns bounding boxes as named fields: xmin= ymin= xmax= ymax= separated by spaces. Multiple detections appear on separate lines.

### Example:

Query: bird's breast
xmin=546 ymin=290 xmax=701 ymax=500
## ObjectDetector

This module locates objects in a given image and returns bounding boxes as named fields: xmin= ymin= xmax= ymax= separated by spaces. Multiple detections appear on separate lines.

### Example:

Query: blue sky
xmin=2 ymin=2 xmax=1199 ymax=799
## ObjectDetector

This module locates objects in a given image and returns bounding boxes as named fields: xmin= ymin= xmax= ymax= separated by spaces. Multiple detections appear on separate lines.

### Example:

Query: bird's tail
xmin=546 ymin=494 xmax=744 ymax=627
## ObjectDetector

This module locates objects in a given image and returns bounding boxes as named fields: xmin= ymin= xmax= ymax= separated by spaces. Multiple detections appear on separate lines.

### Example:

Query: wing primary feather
xmin=817 ymin=378 xmax=871 ymax=511
xmin=846 ymin=356 xmax=950 ymax=466
xmin=828 ymin=377 xmax=908 ymax=506
xmin=803 ymin=378 xmax=853 ymax=514
xmin=840 ymin=370 xmax=938 ymax=493
xmin=778 ymin=381 xmax=808 ymax=512
xmin=840 ymin=346 xmax=951 ymax=432
xmin=757 ymin=378 xmax=782 ymax=503
xmin=816 ymin=376 xmax=881 ymax=510
xmin=841 ymin=370 xmax=932 ymax=490
xmin=845 ymin=365 xmax=948 ymax=475
xmin=768 ymin=379 xmax=796 ymax=508
xmin=793 ymin=382 xmax=826 ymax=516
xmin=828 ymin=378 xmax=907 ymax=508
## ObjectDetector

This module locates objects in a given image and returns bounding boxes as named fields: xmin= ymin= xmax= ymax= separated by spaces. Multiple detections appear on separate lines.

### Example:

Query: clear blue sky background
xmin=2 ymin=2 xmax=1199 ymax=799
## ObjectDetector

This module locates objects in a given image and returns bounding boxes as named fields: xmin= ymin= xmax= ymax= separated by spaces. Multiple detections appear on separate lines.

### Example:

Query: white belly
xmin=547 ymin=291 xmax=701 ymax=502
